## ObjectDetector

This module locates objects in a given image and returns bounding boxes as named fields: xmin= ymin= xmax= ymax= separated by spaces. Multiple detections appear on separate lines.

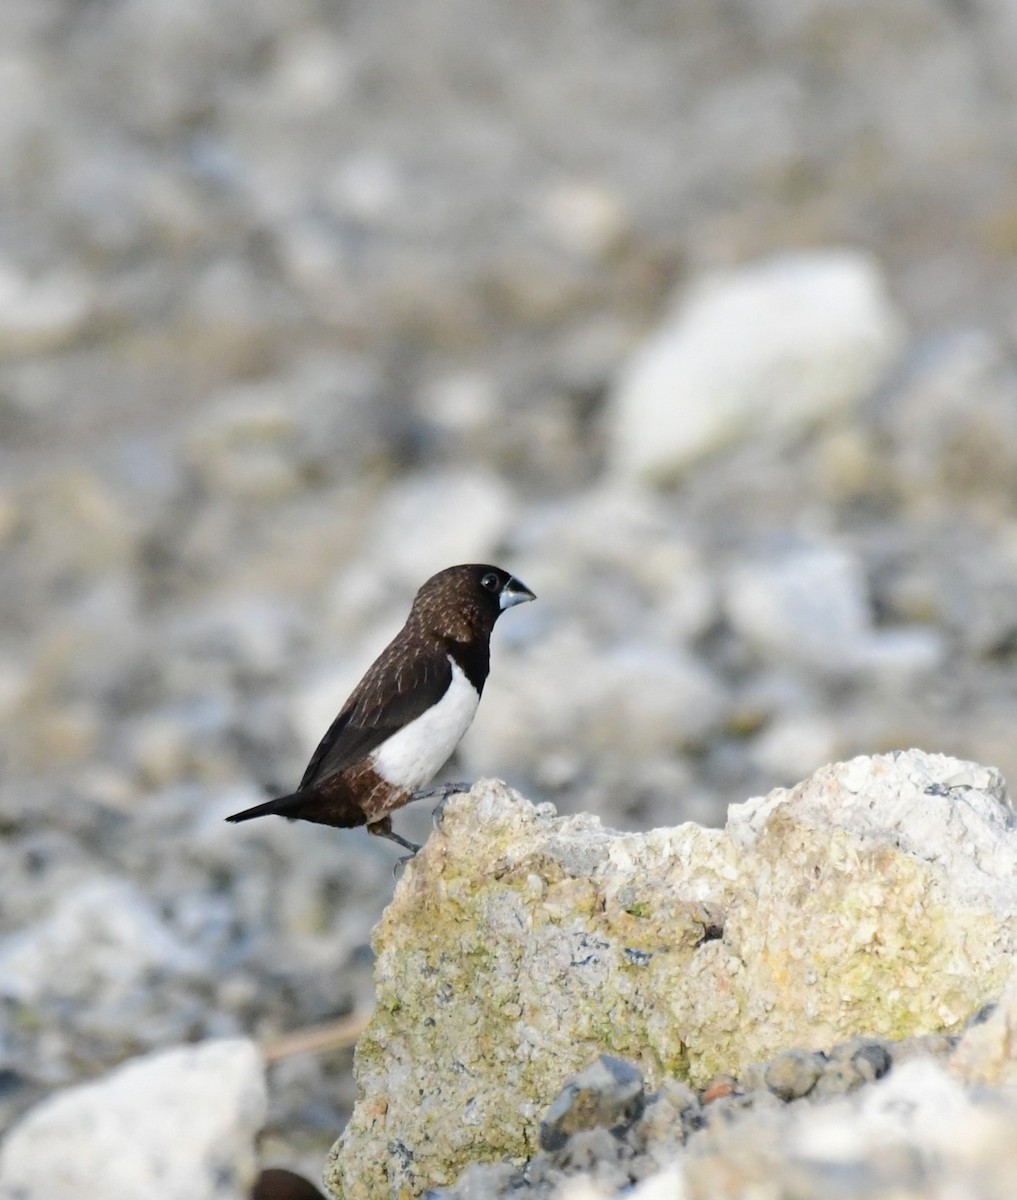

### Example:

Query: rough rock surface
xmin=325 ymin=750 xmax=1017 ymax=1198
xmin=0 ymin=1039 xmax=267 ymax=1200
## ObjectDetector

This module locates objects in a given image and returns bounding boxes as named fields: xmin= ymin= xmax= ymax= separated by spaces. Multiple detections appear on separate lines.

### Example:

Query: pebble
xmin=701 ymin=1076 xmax=738 ymax=1105
xmin=763 ymin=1049 xmax=825 ymax=1101
xmin=539 ymin=1056 xmax=646 ymax=1152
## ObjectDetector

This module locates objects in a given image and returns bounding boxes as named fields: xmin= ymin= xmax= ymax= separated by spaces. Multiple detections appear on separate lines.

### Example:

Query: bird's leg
xmin=367 ymin=817 xmax=421 ymax=857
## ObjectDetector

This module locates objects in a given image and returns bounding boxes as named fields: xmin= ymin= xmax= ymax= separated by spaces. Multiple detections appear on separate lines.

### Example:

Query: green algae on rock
xmin=326 ymin=753 xmax=1017 ymax=1199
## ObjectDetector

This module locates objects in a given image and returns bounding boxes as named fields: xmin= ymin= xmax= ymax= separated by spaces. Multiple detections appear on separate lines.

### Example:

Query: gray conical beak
xmin=499 ymin=576 xmax=536 ymax=610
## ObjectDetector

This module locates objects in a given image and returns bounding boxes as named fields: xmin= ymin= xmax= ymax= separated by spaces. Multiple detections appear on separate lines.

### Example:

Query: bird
xmin=226 ymin=564 xmax=535 ymax=855
xmin=251 ymin=1168 xmax=327 ymax=1200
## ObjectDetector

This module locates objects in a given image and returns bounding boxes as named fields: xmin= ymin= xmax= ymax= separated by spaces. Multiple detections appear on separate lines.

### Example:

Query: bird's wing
xmin=298 ymin=642 xmax=453 ymax=789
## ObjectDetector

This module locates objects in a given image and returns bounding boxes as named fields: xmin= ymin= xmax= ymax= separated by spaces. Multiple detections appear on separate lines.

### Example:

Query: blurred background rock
xmin=2 ymin=0 xmax=1017 ymax=1184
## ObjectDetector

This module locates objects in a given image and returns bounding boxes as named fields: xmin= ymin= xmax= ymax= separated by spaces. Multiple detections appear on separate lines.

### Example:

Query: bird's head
xmin=411 ymin=563 xmax=536 ymax=640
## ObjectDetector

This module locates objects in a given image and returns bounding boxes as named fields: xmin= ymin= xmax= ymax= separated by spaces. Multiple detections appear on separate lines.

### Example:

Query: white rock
xmin=538 ymin=181 xmax=629 ymax=258
xmin=327 ymin=151 xmax=402 ymax=223
xmin=749 ymin=713 xmax=841 ymax=782
xmin=416 ymin=370 xmax=499 ymax=436
xmin=0 ymin=262 xmax=93 ymax=354
xmin=510 ymin=485 xmax=717 ymax=644
xmin=266 ymin=30 xmax=353 ymax=114
xmin=0 ymin=1039 xmax=266 ymax=1200
xmin=725 ymin=545 xmax=869 ymax=667
xmin=606 ymin=251 xmax=905 ymax=482
xmin=627 ymin=1164 xmax=685 ymax=1200
xmin=727 ymin=751 xmax=1016 ymax=907
xmin=291 ymin=661 xmax=365 ymax=769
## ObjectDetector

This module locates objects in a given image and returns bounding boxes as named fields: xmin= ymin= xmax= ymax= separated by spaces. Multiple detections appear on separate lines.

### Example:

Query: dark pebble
xmin=538 ymin=1055 xmax=645 ymax=1152
xmin=763 ymin=1049 xmax=825 ymax=1100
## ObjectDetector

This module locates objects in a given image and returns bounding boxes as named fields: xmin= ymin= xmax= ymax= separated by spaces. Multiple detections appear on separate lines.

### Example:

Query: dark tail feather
xmin=225 ymin=792 xmax=305 ymax=823
xmin=225 ymin=786 xmax=368 ymax=829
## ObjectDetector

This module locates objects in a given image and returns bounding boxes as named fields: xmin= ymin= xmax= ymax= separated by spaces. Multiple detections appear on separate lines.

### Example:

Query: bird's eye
xmin=481 ymin=572 xmax=500 ymax=591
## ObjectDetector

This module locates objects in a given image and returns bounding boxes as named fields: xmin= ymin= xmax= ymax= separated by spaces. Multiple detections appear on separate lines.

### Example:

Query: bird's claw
xmin=393 ymin=852 xmax=417 ymax=878
xmin=426 ymin=782 xmax=472 ymax=830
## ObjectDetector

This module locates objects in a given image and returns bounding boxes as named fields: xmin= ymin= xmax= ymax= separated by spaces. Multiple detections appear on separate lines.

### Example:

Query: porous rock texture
xmin=325 ymin=749 xmax=1017 ymax=1198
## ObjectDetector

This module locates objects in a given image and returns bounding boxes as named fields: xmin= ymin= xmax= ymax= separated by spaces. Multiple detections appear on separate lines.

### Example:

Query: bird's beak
xmin=499 ymin=575 xmax=536 ymax=610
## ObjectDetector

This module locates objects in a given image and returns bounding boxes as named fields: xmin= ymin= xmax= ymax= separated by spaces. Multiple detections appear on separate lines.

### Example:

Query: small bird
xmin=226 ymin=564 xmax=535 ymax=854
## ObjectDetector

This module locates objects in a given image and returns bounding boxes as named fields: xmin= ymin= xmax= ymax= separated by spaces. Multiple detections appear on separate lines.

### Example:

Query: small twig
xmin=259 ymin=1009 xmax=373 ymax=1064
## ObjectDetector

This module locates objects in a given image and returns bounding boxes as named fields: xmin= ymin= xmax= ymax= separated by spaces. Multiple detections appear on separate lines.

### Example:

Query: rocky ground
xmin=3 ymin=0 xmax=1017 ymax=1192
xmin=5 ymin=754 xmax=1016 ymax=1199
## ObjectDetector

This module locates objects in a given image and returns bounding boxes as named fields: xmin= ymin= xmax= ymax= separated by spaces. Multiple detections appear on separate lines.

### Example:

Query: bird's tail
xmin=225 ymin=792 xmax=306 ymax=824
xmin=225 ymin=785 xmax=369 ymax=829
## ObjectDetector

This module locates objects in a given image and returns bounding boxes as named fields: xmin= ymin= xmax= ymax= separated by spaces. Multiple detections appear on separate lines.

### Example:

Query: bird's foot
xmin=392 ymin=852 xmax=417 ymax=877
xmin=409 ymin=781 xmax=472 ymax=830
xmin=410 ymin=781 xmax=472 ymax=805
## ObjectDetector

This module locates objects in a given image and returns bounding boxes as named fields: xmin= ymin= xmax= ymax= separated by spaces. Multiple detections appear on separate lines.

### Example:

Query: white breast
xmin=369 ymin=657 xmax=481 ymax=791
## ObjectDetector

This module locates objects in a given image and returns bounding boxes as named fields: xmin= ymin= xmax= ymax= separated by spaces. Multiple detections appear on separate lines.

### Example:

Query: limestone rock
xmin=325 ymin=750 xmax=1017 ymax=1198
xmin=0 ymin=1039 xmax=266 ymax=1200
xmin=606 ymin=251 xmax=905 ymax=483
xmin=428 ymin=1016 xmax=1017 ymax=1200
xmin=949 ymin=963 xmax=1017 ymax=1088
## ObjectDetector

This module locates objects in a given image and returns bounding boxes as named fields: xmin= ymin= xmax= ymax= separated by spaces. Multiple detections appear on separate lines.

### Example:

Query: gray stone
xmin=763 ymin=1050 xmax=824 ymax=1101
xmin=828 ymin=1037 xmax=892 ymax=1085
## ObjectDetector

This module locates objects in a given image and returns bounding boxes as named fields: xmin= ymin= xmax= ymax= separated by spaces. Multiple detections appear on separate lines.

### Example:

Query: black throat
xmin=447 ymin=636 xmax=490 ymax=694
